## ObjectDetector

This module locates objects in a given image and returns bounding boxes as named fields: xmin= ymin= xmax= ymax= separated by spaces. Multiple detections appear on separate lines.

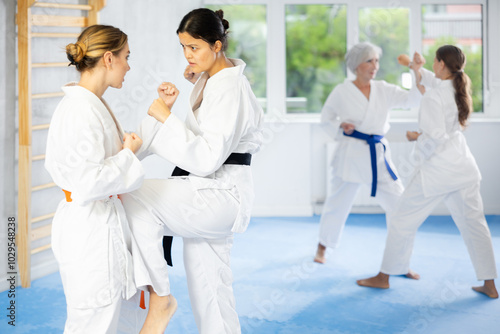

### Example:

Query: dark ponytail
xmin=436 ymin=45 xmax=472 ymax=127
xmin=453 ymin=71 xmax=472 ymax=127
xmin=177 ymin=8 xmax=230 ymax=51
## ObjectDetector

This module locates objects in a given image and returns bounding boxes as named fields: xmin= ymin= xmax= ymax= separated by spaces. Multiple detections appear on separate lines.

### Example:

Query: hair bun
xmin=215 ymin=9 xmax=229 ymax=31
xmin=65 ymin=41 xmax=87 ymax=64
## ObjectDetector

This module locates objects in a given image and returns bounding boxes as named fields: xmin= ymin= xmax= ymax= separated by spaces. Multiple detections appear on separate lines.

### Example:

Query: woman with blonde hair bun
xmin=45 ymin=24 xmax=168 ymax=333
xmin=66 ymin=25 xmax=127 ymax=71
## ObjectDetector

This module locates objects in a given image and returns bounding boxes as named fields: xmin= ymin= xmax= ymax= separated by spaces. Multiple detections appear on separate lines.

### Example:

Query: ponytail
xmin=452 ymin=71 xmax=472 ymax=127
xmin=436 ymin=45 xmax=472 ymax=127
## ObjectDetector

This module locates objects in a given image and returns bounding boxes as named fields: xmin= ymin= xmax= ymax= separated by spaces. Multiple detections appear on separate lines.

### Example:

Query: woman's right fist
xmin=184 ymin=65 xmax=201 ymax=84
xmin=397 ymin=54 xmax=411 ymax=67
xmin=123 ymin=132 xmax=143 ymax=153
xmin=157 ymin=82 xmax=179 ymax=110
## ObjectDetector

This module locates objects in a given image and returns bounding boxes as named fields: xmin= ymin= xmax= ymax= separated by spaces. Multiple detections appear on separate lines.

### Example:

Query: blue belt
xmin=343 ymin=130 xmax=397 ymax=197
xmin=171 ymin=152 xmax=252 ymax=176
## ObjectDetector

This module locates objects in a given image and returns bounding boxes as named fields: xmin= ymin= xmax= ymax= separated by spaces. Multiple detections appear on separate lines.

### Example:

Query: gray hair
xmin=345 ymin=42 xmax=382 ymax=74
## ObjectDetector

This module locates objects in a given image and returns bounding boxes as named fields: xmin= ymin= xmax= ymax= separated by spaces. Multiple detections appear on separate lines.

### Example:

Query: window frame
xmin=204 ymin=0 xmax=498 ymax=120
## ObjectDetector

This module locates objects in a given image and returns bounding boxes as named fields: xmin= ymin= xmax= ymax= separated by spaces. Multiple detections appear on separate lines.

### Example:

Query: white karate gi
xmin=121 ymin=58 xmax=263 ymax=334
xmin=45 ymin=84 xmax=147 ymax=333
xmin=319 ymin=79 xmax=422 ymax=248
xmin=380 ymin=70 xmax=497 ymax=280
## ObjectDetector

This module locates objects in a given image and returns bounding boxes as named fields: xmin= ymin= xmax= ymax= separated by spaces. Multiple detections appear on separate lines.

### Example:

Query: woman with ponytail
xmin=357 ymin=45 xmax=498 ymax=298
xmin=120 ymin=7 xmax=263 ymax=333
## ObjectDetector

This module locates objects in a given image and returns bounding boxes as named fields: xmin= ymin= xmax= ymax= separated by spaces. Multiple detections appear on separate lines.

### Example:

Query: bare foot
xmin=314 ymin=243 xmax=326 ymax=264
xmin=472 ymin=280 xmax=499 ymax=299
xmin=140 ymin=292 xmax=177 ymax=334
xmin=164 ymin=295 xmax=178 ymax=325
xmin=404 ymin=269 xmax=420 ymax=280
xmin=357 ymin=272 xmax=390 ymax=289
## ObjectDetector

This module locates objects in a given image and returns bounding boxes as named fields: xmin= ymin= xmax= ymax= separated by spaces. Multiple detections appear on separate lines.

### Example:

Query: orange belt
xmin=62 ymin=190 xmax=117 ymax=202
xmin=62 ymin=189 xmax=72 ymax=202
xmin=140 ymin=291 xmax=146 ymax=309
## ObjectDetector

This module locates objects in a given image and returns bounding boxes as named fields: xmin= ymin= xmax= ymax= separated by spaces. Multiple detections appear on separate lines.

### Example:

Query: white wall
xmin=250 ymin=120 xmax=500 ymax=217
xmin=0 ymin=0 xmax=17 ymax=293
xmin=252 ymin=122 xmax=314 ymax=216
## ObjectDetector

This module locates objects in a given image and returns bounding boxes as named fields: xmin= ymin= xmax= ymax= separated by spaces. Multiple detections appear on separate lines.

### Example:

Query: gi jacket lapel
xmin=342 ymin=80 xmax=369 ymax=123
xmin=187 ymin=72 xmax=209 ymax=134
xmin=63 ymin=84 xmax=125 ymax=145
xmin=101 ymin=99 xmax=124 ymax=142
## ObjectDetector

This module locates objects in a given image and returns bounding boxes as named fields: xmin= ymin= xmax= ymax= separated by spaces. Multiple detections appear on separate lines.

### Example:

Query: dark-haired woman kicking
xmin=121 ymin=8 xmax=263 ymax=333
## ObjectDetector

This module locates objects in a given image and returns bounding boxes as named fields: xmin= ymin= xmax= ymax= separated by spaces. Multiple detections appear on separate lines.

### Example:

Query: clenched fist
xmin=184 ymin=65 xmax=200 ymax=84
xmin=123 ymin=132 xmax=143 ymax=153
xmin=157 ymin=82 xmax=179 ymax=110
xmin=148 ymin=98 xmax=171 ymax=124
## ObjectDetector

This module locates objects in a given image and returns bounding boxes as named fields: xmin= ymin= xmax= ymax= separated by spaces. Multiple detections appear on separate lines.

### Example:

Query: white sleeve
xmin=133 ymin=115 xmax=164 ymax=161
xmin=45 ymin=105 xmax=144 ymax=204
xmin=385 ymin=81 xmax=422 ymax=110
xmin=147 ymin=85 xmax=245 ymax=176
xmin=320 ymin=88 xmax=341 ymax=139
xmin=418 ymin=67 xmax=441 ymax=90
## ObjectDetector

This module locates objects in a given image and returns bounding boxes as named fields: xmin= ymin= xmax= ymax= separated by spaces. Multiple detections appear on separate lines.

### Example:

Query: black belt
xmin=171 ymin=152 xmax=252 ymax=176
xmin=163 ymin=152 xmax=252 ymax=267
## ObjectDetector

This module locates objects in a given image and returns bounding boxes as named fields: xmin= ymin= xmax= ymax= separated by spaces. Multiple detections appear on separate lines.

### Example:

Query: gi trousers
xmin=318 ymin=175 xmax=404 ymax=249
xmin=63 ymin=238 xmax=147 ymax=334
xmin=65 ymin=291 xmax=146 ymax=334
xmin=58 ymin=198 xmax=146 ymax=334
xmin=121 ymin=178 xmax=241 ymax=334
xmin=380 ymin=173 xmax=497 ymax=280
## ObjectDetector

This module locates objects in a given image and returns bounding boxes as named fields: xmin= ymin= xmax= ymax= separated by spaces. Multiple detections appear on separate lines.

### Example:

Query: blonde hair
xmin=66 ymin=25 xmax=128 ymax=72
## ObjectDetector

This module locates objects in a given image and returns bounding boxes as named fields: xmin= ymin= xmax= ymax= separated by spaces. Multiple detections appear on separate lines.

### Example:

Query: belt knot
xmin=343 ymin=130 xmax=397 ymax=196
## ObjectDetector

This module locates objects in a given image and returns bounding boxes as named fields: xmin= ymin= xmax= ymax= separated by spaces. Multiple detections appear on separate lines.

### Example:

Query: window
xmin=421 ymin=4 xmax=483 ymax=112
xmin=206 ymin=4 xmax=267 ymax=111
xmin=205 ymin=0 xmax=490 ymax=117
xmin=359 ymin=7 xmax=410 ymax=88
xmin=285 ymin=5 xmax=346 ymax=114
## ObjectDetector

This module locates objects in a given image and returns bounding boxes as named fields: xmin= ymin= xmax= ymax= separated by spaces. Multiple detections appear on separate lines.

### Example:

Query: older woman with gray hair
xmin=314 ymin=42 xmax=423 ymax=270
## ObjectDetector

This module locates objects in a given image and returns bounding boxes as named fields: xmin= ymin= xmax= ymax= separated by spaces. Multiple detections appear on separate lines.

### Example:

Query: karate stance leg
xmin=372 ymin=178 xmax=404 ymax=214
xmin=121 ymin=193 xmax=177 ymax=333
xmin=183 ymin=237 xmax=241 ymax=334
xmin=366 ymin=180 xmax=423 ymax=280
xmin=316 ymin=176 xmax=360 ymax=263
xmin=122 ymin=178 xmax=240 ymax=332
xmin=358 ymin=173 xmax=443 ymax=288
xmin=141 ymin=287 xmax=177 ymax=334
xmin=444 ymin=183 xmax=498 ymax=298
xmin=123 ymin=194 xmax=172 ymax=297
xmin=380 ymin=174 xmax=443 ymax=275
